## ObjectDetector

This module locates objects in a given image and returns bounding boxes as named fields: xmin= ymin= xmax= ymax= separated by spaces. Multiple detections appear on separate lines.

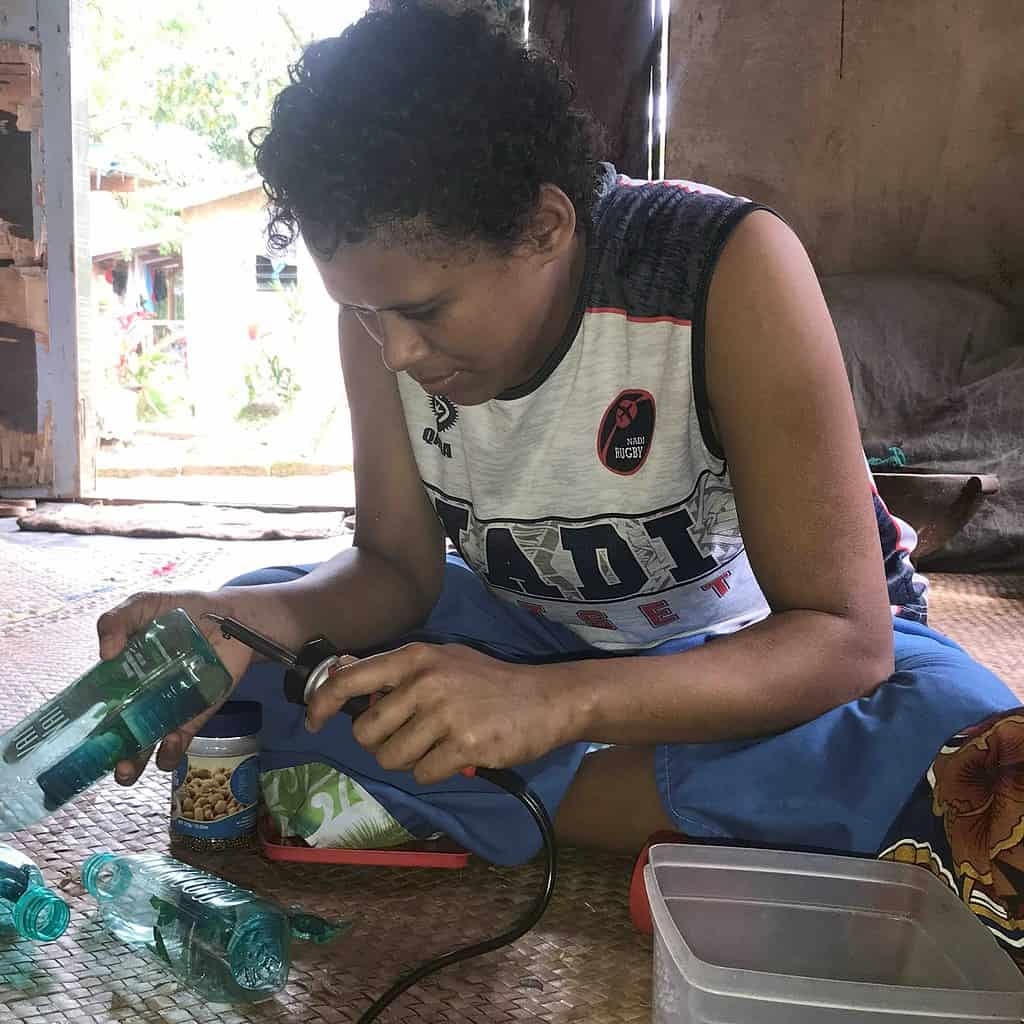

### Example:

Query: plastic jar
xmin=170 ymin=701 xmax=261 ymax=852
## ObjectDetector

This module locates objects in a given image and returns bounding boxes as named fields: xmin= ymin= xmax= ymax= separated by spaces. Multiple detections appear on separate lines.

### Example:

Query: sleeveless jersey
xmin=396 ymin=166 xmax=927 ymax=649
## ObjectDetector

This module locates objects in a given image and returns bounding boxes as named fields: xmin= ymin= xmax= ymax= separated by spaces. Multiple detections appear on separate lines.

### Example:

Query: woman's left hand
xmin=304 ymin=643 xmax=579 ymax=784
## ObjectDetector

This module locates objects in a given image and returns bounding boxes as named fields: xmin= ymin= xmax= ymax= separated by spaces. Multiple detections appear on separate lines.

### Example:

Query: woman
xmin=99 ymin=1 xmax=1022 ymax=958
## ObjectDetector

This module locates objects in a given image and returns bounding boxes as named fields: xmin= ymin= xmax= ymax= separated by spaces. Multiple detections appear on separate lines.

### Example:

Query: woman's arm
xmin=541 ymin=210 xmax=895 ymax=745
xmin=305 ymin=212 xmax=896 ymax=781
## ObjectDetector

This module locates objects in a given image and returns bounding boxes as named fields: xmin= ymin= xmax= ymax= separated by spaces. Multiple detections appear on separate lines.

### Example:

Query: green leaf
xmin=152 ymin=926 xmax=173 ymax=964
xmin=150 ymin=895 xmax=179 ymax=928
xmin=287 ymin=909 xmax=355 ymax=945
xmin=341 ymin=818 xmax=415 ymax=850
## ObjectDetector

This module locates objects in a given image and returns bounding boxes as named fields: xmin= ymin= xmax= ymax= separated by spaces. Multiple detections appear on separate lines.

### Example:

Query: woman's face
xmin=313 ymin=190 xmax=584 ymax=405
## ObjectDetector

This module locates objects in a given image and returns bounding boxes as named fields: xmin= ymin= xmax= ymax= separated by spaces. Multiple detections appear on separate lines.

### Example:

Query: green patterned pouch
xmin=260 ymin=763 xmax=417 ymax=849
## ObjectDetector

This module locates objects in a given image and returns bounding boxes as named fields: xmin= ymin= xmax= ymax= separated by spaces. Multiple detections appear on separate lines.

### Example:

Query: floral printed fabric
xmin=880 ymin=708 xmax=1024 ymax=971
xmin=261 ymin=763 xmax=417 ymax=849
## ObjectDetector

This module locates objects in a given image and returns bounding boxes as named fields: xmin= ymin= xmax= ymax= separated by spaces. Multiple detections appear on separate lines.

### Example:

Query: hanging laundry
xmin=141 ymin=264 xmax=155 ymax=312
xmin=111 ymin=265 xmax=128 ymax=297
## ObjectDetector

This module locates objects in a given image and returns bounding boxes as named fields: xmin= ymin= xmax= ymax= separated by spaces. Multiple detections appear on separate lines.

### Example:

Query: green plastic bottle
xmin=82 ymin=852 xmax=291 ymax=1003
xmin=0 ymin=843 xmax=70 ymax=942
xmin=0 ymin=609 xmax=233 ymax=832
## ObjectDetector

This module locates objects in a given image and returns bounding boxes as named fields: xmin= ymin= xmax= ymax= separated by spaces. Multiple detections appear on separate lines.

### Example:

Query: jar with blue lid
xmin=170 ymin=701 xmax=261 ymax=851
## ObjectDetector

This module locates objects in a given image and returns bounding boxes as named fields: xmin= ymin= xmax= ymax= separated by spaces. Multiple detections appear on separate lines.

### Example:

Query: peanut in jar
xmin=170 ymin=701 xmax=261 ymax=852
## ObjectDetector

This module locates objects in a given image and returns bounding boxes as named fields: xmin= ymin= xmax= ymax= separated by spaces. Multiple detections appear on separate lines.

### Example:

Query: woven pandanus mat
xmin=0 ymin=540 xmax=654 ymax=1024
xmin=3 ymin=527 xmax=1019 ymax=1022
xmin=0 ymin=532 xmax=236 ymax=631
xmin=1 ymin=801 xmax=651 ymax=1023
xmin=927 ymin=572 xmax=1024 ymax=695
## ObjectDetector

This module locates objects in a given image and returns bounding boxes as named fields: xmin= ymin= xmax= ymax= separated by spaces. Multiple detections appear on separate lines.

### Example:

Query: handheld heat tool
xmin=202 ymin=614 xmax=557 ymax=1023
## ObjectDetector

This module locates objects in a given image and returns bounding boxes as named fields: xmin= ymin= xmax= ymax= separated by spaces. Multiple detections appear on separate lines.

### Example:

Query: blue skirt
xmin=232 ymin=556 xmax=1017 ymax=866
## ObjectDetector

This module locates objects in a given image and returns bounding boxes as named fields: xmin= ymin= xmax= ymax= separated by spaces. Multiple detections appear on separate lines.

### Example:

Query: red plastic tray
xmin=258 ymin=815 xmax=470 ymax=869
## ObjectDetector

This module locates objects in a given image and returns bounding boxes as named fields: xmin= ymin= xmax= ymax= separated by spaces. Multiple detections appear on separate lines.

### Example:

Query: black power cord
xmin=356 ymin=768 xmax=557 ymax=1023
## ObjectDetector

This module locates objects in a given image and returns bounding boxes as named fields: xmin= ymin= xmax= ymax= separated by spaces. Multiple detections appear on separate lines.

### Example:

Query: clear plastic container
xmin=645 ymin=844 xmax=1024 ymax=1023
xmin=0 ymin=609 xmax=233 ymax=832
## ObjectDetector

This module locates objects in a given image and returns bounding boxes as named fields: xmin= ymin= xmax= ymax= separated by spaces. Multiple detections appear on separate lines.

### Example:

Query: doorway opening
xmin=84 ymin=1 xmax=369 ymax=508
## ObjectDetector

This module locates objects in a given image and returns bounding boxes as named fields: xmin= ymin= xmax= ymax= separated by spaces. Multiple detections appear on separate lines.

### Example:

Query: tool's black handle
xmin=283 ymin=636 xmax=339 ymax=704
xmin=285 ymin=638 xmax=485 ymax=781
xmin=284 ymin=637 xmax=376 ymax=721
xmin=340 ymin=694 xmax=374 ymax=718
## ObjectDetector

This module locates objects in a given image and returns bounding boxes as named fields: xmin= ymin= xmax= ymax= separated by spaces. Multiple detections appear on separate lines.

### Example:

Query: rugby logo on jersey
xmin=597 ymin=389 xmax=656 ymax=475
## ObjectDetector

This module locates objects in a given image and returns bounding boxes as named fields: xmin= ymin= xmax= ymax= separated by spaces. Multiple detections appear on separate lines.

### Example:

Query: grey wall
xmin=666 ymin=0 xmax=1024 ymax=308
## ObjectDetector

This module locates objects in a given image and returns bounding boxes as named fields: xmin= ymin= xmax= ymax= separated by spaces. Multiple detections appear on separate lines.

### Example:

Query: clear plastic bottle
xmin=81 ymin=851 xmax=291 ymax=1003
xmin=0 ymin=842 xmax=70 ymax=942
xmin=0 ymin=609 xmax=233 ymax=833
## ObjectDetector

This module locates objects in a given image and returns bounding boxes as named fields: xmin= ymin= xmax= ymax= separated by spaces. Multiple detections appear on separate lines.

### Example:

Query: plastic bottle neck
xmin=81 ymin=852 xmax=129 ymax=898
xmin=12 ymin=886 xmax=70 ymax=941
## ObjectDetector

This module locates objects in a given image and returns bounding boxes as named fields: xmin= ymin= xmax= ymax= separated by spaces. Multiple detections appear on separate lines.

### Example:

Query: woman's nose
xmin=377 ymin=312 xmax=431 ymax=372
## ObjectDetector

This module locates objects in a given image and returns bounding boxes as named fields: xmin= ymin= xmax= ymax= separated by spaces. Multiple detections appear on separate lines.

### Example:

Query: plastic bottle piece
xmin=82 ymin=851 xmax=291 ymax=1003
xmin=0 ymin=842 xmax=70 ymax=942
xmin=286 ymin=905 xmax=354 ymax=944
xmin=0 ymin=609 xmax=233 ymax=833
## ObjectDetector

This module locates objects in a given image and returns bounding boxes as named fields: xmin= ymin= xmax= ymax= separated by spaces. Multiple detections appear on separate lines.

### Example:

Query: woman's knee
xmin=891 ymin=623 xmax=1017 ymax=713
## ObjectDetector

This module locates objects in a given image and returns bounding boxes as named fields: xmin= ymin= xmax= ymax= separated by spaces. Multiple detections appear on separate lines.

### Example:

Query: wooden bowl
xmin=872 ymin=470 xmax=1000 ymax=561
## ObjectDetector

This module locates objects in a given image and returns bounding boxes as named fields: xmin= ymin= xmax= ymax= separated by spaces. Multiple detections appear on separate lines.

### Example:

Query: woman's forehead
xmin=315 ymin=237 xmax=494 ymax=309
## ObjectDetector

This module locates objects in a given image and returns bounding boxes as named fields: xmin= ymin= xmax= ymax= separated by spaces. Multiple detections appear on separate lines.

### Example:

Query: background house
xmin=177 ymin=179 xmax=341 ymax=439
xmin=88 ymin=175 xmax=347 ymax=472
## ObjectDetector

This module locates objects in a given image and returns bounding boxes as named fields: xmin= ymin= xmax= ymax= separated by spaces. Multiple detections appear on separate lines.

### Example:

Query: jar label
xmin=171 ymin=753 xmax=259 ymax=840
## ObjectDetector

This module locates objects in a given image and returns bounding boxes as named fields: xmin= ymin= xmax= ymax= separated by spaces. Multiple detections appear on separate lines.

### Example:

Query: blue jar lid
xmin=196 ymin=700 xmax=262 ymax=738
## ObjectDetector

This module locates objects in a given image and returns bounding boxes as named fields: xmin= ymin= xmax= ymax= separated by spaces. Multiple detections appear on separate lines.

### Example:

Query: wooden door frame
xmin=1 ymin=0 xmax=94 ymax=500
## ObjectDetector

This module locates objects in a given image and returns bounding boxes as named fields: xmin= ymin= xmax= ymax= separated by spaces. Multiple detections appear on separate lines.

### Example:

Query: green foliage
xmin=119 ymin=345 xmax=182 ymax=421
xmin=111 ymin=192 xmax=185 ymax=251
xmin=86 ymin=0 xmax=368 ymax=185
xmin=239 ymin=350 xmax=301 ymax=421
xmin=237 ymin=275 xmax=309 ymax=422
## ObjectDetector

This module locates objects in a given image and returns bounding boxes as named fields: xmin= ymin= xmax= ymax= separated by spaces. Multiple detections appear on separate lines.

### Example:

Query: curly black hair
xmin=252 ymin=1 xmax=604 ymax=257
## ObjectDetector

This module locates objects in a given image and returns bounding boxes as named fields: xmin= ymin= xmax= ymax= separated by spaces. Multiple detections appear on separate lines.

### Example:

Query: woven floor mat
xmin=1 ymin=533 xmax=1021 ymax=1023
xmin=0 ymin=528 xmax=350 ymax=631
xmin=17 ymin=504 xmax=354 ymax=542
xmin=0 ymin=539 xmax=227 ymax=629
xmin=927 ymin=572 xmax=1024 ymax=695
xmin=2 ymin=808 xmax=647 ymax=1024
xmin=0 ymin=546 xmax=652 ymax=1024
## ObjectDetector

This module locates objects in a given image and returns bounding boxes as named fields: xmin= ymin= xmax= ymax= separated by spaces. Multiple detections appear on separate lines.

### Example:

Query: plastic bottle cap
xmin=13 ymin=886 xmax=70 ymax=942
xmin=195 ymin=701 xmax=262 ymax=739
xmin=227 ymin=913 xmax=290 ymax=994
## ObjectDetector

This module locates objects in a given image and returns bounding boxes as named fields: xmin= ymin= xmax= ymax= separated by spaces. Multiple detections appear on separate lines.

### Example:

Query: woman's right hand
xmin=96 ymin=588 xmax=257 ymax=786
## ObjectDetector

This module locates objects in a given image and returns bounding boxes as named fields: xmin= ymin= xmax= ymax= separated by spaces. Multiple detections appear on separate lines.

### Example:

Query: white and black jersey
xmin=397 ymin=166 xmax=927 ymax=649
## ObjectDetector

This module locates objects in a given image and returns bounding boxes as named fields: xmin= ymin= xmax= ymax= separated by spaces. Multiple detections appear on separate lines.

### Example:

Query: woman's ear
xmin=526 ymin=184 xmax=578 ymax=263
